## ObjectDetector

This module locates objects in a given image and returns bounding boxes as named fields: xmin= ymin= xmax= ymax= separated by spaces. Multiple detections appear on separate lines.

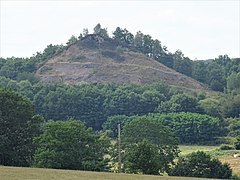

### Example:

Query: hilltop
xmin=36 ymin=34 xmax=208 ymax=91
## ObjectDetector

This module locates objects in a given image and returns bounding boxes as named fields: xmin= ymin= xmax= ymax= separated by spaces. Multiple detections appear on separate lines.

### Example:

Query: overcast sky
xmin=0 ymin=1 xmax=239 ymax=60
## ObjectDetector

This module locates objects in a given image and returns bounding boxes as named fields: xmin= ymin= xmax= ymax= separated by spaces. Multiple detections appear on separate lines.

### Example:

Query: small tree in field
xmin=125 ymin=139 xmax=162 ymax=175
xmin=122 ymin=116 xmax=179 ymax=174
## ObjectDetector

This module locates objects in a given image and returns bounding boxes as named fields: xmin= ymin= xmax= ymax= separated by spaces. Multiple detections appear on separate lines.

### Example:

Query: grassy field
xmin=179 ymin=145 xmax=218 ymax=155
xmin=0 ymin=166 xmax=217 ymax=180
xmin=179 ymin=145 xmax=240 ymax=176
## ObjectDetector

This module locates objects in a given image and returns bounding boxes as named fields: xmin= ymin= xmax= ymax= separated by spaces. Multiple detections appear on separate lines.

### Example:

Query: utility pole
xmin=118 ymin=123 xmax=121 ymax=173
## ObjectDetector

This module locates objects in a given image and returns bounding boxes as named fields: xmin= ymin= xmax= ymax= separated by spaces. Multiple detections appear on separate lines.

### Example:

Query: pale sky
xmin=0 ymin=0 xmax=239 ymax=60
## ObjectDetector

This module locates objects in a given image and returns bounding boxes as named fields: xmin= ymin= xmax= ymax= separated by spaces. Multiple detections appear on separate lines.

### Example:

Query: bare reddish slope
xmin=36 ymin=35 xmax=208 ymax=91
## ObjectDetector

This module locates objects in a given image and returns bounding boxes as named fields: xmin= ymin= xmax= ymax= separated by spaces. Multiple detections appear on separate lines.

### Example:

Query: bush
xmin=234 ymin=137 xmax=240 ymax=150
xmin=219 ymin=144 xmax=235 ymax=150
xmin=169 ymin=151 xmax=232 ymax=179
xmin=101 ymin=50 xmax=124 ymax=61
xmin=70 ymin=55 xmax=86 ymax=62
xmin=216 ymin=136 xmax=237 ymax=145
xmin=231 ymin=174 xmax=240 ymax=180
xmin=116 ymin=46 xmax=124 ymax=54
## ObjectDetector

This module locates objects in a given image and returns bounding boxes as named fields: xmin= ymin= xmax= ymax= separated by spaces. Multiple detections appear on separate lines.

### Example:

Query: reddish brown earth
xmin=36 ymin=35 xmax=208 ymax=92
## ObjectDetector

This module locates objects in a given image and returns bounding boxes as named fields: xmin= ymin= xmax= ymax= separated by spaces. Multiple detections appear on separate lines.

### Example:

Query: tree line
xmin=0 ymin=79 xmax=239 ymax=131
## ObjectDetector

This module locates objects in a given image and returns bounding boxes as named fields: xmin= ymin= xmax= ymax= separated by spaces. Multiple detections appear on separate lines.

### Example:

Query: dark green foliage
xmin=123 ymin=116 xmax=178 ymax=146
xmin=0 ymin=88 xmax=42 ymax=166
xmin=0 ymin=76 xmax=232 ymax=139
xmin=133 ymin=31 xmax=166 ymax=61
xmin=0 ymin=81 xmax=173 ymax=131
xmin=169 ymin=151 xmax=232 ymax=179
xmin=67 ymin=35 xmax=78 ymax=45
xmin=104 ymin=89 xmax=146 ymax=117
xmin=113 ymin=27 xmax=134 ymax=46
xmin=102 ymin=115 xmax=133 ymax=138
xmin=103 ymin=83 xmax=167 ymax=119
xmin=222 ymin=95 xmax=240 ymax=118
xmin=189 ymin=55 xmax=239 ymax=92
xmin=234 ymin=137 xmax=240 ymax=150
xmin=172 ymin=50 xmax=193 ymax=77
xmin=192 ymin=61 xmax=208 ymax=83
xmin=33 ymin=120 xmax=110 ymax=171
xmin=199 ymin=94 xmax=240 ymax=119
xmin=16 ymin=72 xmax=39 ymax=84
xmin=0 ymin=57 xmax=35 ymax=79
xmin=0 ymin=58 xmax=5 ymax=69
xmin=227 ymin=72 xmax=240 ymax=91
xmin=150 ymin=112 xmax=223 ymax=144
xmin=123 ymin=116 xmax=179 ymax=173
xmin=157 ymin=93 xmax=200 ymax=114
xmin=225 ymin=118 xmax=240 ymax=137
xmin=125 ymin=140 xmax=162 ymax=175
xmin=93 ymin=23 xmax=109 ymax=38
xmin=105 ymin=112 xmax=224 ymax=145
xmin=34 ymin=84 xmax=107 ymax=130
xmin=207 ymin=62 xmax=226 ymax=91
xmin=198 ymin=97 xmax=222 ymax=118
xmin=219 ymin=144 xmax=235 ymax=150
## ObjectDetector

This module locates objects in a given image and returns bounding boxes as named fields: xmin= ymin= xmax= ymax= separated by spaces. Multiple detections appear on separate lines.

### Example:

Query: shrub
xmin=101 ymin=50 xmax=125 ymax=61
xmin=219 ymin=144 xmax=235 ymax=150
xmin=169 ymin=151 xmax=232 ymax=179
xmin=216 ymin=136 xmax=237 ymax=145
xmin=116 ymin=46 xmax=124 ymax=54
xmin=70 ymin=55 xmax=86 ymax=62
xmin=234 ymin=137 xmax=240 ymax=150
xmin=231 ymin=174 xmax=240 ymax=180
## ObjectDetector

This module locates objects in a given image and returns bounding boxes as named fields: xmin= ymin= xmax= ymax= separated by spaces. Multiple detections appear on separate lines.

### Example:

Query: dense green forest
xmin=0 ymin=24 xmax=240 ymax=179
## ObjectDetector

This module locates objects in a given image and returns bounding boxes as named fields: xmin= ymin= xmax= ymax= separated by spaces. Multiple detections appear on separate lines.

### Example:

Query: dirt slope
xmin=36 ymin=35 xmax=208 ymax=91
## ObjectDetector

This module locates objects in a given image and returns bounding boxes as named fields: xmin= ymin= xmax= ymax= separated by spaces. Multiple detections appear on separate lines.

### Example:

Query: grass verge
xmin=0 ymin=166 xmax=218 ymax=180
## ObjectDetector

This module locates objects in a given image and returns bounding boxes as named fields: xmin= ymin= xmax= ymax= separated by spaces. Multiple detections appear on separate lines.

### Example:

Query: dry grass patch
xmin=219 ymin=156 xmax=240 ymax=176
xmin=0 ymin=166 xmax=217 ymax=180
